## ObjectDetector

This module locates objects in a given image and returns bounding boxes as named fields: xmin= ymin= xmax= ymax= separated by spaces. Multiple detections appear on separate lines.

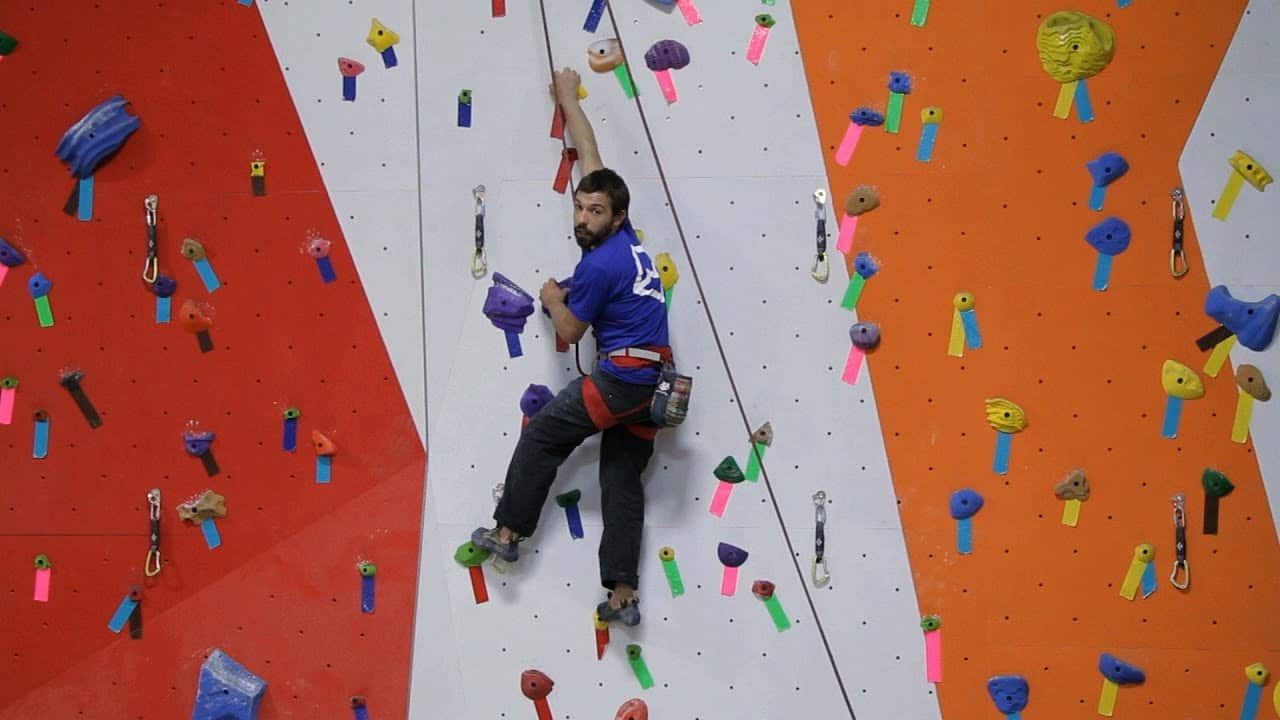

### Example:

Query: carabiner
xmin=142 ymin=195 xmax=159 ymax=284
xmin=812 ymin=491 xmax=830 ymax=587
xmin=811 ymin=189 xmax=829 ymax=283
xmin=1170 ymin=187 xmax=1189 ymax=278
xmin=1169 ymin=492 xmax=1189 ymax=589
xmin=472 ymin=185 xmax=488 ymax=278
xmin=144 ymin=488 xmax=163 ymax=577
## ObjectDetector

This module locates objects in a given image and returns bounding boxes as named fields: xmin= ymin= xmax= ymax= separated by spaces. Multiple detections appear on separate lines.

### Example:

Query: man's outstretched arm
xmin=553 ymin=67 xmax=604 ymax=176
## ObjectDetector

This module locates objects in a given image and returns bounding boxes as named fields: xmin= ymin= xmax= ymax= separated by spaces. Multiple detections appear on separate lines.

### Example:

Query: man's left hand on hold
xmin=540 ymin=278 xmax=569 ymax=308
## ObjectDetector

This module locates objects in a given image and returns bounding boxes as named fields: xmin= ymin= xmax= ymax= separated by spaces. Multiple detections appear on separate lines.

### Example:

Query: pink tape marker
xmin=0 ymin=236 xmax=27 ymax=287
xmin=842 ymin=346 xmax=866 ymax=385
xmin=844 ymin=322 xmax=880 ymax=385
xmin=922 ymin=615 xmax=942 ymax=682
xmin=644 ymin=40 xmax=690 ymax=105
xmin=676 ymin=0 xmax=703 ymax=25
xmin=33 ymin=555 xmax=52 ymax=602
xmin=709 ymin=481 xmax=734 ymax=517
xmin=746 ymin=14 xmax=775 ymax=65
xmin=835 ymin=107 xmax=886 ymax=166
xmin=0 ymin=265 xmax=8 ymax=287
xmin=0 ymin=376 xmax=18 ymax=425
xmin=837 ymin=213 xmax=860 ymax=255
xmin=709 ymin=456 xmax=745 ymax=518
xmin=717 ymin=542 xmax=748 ymax=596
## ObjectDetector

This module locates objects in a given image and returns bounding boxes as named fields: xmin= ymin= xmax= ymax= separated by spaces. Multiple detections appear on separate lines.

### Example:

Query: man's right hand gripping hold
xmin=470 ymin=67 xmax=673 ymax=628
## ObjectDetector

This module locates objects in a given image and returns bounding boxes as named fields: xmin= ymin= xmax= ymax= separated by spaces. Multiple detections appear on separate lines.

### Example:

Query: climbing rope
xmin=532 ymin=2 xmax=858 ymax=716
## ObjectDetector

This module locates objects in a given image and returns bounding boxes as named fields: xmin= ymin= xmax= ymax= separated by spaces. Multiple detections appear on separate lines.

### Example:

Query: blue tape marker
xmin=584 ymin=0 xmax=607 ymax=32
xmin=956 ymin=517 xmax=973 ymax=554
xmin=1074 ymin=78 xmax=1095 ymax=123
xmin=77 ymin=176 xmax=94 ymax=221
xmin=193 ymin=258 xmax=221 ymax=292
xmin=343 ymin=76 xmax=357 ymax=102
xmin=505 ymin=330 xmax=522 ymax=358
xmin=1007 ymin=713 xmax=1022 ymax=720
xmin=317 ymin=455 xmax=333 ymax=484
xmin=1242 ymin=682 xmax=1262 ymax=719
xmin=156 ymin=296 xmax=171 ymax=324
xmin=565 ymin=504 xmax=584 ymax=539
xmin=238 ymin=0 xmax=253 ymax=5
xmin=1117 ymin=0 xmax=1132 ymax=7
xmin=1093 ymin=253 xmax=1113 ymax=291
xmin=380 ymin=46 xmax=398 ymax=69
xmin=316 ymin=256 xmax=337 ymax=283
xmin=283 ymin=417 xmax=298 ymax=452
xmin=1162 ymin=396 xmax=1182 ymax=438
xmin=993 ymin=431 xmax=1012 ymax=474
xmin=33 ymin=418 xmax=50 ymax=459
xmin=960 ymin=308 xmax=982 ymax=349
xmin=457 ymin=98 xmax=472 ymax=127
xmin=916 ymin=123 xmax=939 ymax=162
xmin=354 ymin=705 xmax=371 ymax=720
xmin=1140 ymin=559 xmax=1157 ymax=597
xmin=201 ymin=518 xmax=222 ymax=549
xmin=1089 ymin=184 xmax=1108 ymax=211
xmin=108 ymin=593 xmax=138 ymax=633
xmin=361 ymin=575 xmax=376 ymax=613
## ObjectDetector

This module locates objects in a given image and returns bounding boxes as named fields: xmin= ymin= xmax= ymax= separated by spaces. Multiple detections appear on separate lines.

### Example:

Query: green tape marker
xmin=841 ymin=273 xmax=867 ymax=310
xmin=743 ymin=422 xmax=773 ymax=483
xmin=659 ymin=546 xmax=684 ymax=597
xmin=626 ymin=644 xmax=654 ymax=689
xmin=753 ymin=580 xmax=791 ymax=631
xmin=614 ymin=64 xmax=637 ymax=98
xmin=34 ymin=296 xmax=53 ymax=327
xmin=886 ymin=92 xmax=905 ymax=133
xmin=910 ymin=0 xmax=930 ymax=27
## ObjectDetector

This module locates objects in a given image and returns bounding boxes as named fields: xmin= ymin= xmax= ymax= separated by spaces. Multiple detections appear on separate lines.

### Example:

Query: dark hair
xmin=575 ymin=168 xmax=630 ymax=218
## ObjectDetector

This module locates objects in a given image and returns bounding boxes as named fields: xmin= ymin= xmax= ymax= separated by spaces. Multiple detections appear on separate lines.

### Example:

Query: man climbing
xmin=471 ymin=67 xmax=672 ymax=627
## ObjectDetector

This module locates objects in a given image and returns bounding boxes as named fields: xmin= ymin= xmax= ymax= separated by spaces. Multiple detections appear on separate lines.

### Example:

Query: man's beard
xmin=574 ymin=223 xmax=610 ymax=249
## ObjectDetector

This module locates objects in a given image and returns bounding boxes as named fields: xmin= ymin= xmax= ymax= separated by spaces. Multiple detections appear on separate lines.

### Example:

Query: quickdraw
xmin=1170 ymin=187 xmax=1188 ymax=278
xmin=142 ymin=194 xmax=159 ymax=284
xmin=811 ymin=189 xmax=829 ymax=283
xmin=472 ymin=185 xmax=488 ymax=278
xmin=144 ymin=488 xmax=162 ymax=577
xmin=1169 ymin=492 xmax=1189 ymax=589
xmin=812 ymin=491 xmax=829 ymax=586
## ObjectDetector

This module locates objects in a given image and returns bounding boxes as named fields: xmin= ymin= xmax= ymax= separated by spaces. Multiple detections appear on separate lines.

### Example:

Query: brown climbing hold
xmin=176 ymin=490 xmax=227 ymax=523
xmin=844 ymin=185 xmax=880 ymax=216
xmin=520 ymin=669 xmax=554 ymax=701
xmin=1236 ymin=364 xmax=1271 ymax=401
xmin=751 ymin=421 xmax=774 ymax=447
xmin=751 ymin=579 xmax=776 ymax=600
xmin=1054 ymin=468 xmax=1090 ymax=500
xmin=614 ymin=698 xmax=649 ymax=720
xmin=312 ymin=430 xmax=337 ymax=456
xmin=180 ymin=237 xmax=207 ymax=261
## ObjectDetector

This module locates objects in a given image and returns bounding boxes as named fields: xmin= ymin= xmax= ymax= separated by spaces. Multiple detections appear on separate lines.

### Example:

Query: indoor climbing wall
xmin=0 ymin=3 xmax=426 ymax=720
xmin=791 ymin=0 xmax=1280 ymax=719
xmin=408 ymin=0 xmax=937 ymax=717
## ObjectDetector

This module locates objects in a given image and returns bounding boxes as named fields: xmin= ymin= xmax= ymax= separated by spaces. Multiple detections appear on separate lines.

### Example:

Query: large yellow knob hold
xmin=1245 ymin=662 xmax=1269 ymax=686
xmin=985 ymin=398 xmax=1028 ymax=433
xmin=1036 ymin=11 xmax=1116 ymax=82
xmin=367 ymin=18 xmax=400 ymax=53
xmin=1161 ymin=360 xmax=1205 ymax=399
xmin=1228 ymin=150 xmax=1273 ymax=192
xmin=655 ymin=252 xmax=679 ymax=290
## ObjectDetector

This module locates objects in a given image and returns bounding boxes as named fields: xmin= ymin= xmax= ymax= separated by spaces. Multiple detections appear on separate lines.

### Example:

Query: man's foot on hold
xmin=596 ymin=593 xmax=641 ymax=627
xmin=471 ymin=527 xmax=520 ymax=563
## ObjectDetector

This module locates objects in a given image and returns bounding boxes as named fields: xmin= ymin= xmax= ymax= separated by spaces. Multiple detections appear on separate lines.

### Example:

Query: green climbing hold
xmin=454 ymin=540 xmax=489 ymax=567
xmin=34 ymin=554 xmax=51 ymax=569
xmin=555 ymin=489 xmax=582 ymax=507
xmin=755 ymin=14 xmax=776 ymax=28
xmin=283 ymin=407 xmax=301 ymax=419
xmin=458 ymin=89 xmax=472 ymax=104
xmin=358 ymin=561 xmax=377 ymax=577
xmin=714 ymin=456 xmax=745 ymax=484
xmin=1 ymin=376 xmax=19 ymax=389
xmin=1202 ymin=469 xmax=1234 ymax=498
xmin=0 ymin=31 xmax=17 ymax=56
xmin=920 ymin=615 xmax=941 ymax=631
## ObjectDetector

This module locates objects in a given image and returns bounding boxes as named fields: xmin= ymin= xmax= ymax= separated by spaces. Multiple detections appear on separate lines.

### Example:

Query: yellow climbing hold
xmin=1229 ymin=150 xmax=1273 ymax=192
xmin=1036 ymin=11 xmax=1116 ymax=83
xmin=366 ymin=18 xmax=400 ymax=53
xmin=984 ymin=398 xmax=1027 ymax=433
xmin=1161 ymin=360 xmax=1205 ymax=400
xmin=655 ymin=252 xmax=679 ymax=290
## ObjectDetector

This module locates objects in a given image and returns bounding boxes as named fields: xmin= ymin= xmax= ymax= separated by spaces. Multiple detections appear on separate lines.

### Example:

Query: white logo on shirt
xmin=630 ymin=244 xmax=665 ymax=302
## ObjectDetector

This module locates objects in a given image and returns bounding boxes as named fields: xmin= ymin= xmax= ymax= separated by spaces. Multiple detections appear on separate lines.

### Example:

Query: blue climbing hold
xmin=55 ymin=95 xmax=141 ymax=179
xmin=1086 ymin=152 xmax=1129 ymax=187
xmin=888 ymin=71 xmax=913 ymax=94
xmin=192 ymin=649 xmax=267 ymax=720
xmin=27 ymin=272 xmax=52 ymax=298
xmin=854 ymin=252 xmax=880 ymax=279
xmin=1085 ymin=217 xmax=1131 ymax=256
xmin=520 ymin=384 xmax=555 ymax=417
xmin=0 ymin=237 xmax=26 ymax=267
xmin=949 ymin=488 xmax=984 ymax=520
xmin=183 ymin=431 xmax=216 ymax=457
xmin=987 ymin=674 xmax=1029 ymax=714
xmin=849 ymin=107 xmax=885 ymax=126
xmin=1098 ymin=653 xmax=1145 ymax=685
xmin=849 ymin=322 xmax=881 ymax=350
xmin=1205 ymin=285 xmax=1279 ymax=352
xmin=149 ymin=274 xmax=178 ymax=298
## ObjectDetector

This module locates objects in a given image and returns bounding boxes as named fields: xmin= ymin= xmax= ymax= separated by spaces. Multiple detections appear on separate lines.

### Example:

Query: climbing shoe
xmin=596 ymin=594 xmax=641 ymax=627
xmin=470 ymin=527 xmax=521 ymax=563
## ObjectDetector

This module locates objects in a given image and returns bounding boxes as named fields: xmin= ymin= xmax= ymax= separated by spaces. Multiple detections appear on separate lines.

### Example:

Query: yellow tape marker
xmin=1053 ymin=81 xmax=1077 ymax=119
xmin=947 ymin=307 xmax=965 ymax=357
xmin=1098 ymin=677 xmax=1119 ymax=716
xmin=1062 ymin=498 xmax=1082 ymax=527
xmin=1232 ymin=390 xmax=1254 ymax=444
xmin=1273 ymin=677 xmax=1280 ymax=715
xmin=1118 ymin=543 xmax=1153 ymax=600
xmin=1204 ymin=333 xmax=1236 ymax=377
xmin=1212 ymin=171 xmax=1245 ymax=220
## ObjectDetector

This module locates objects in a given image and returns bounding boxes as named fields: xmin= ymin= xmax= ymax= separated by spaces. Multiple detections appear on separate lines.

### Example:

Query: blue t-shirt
xmin=567 ymin=220 xmax=670 ymax=385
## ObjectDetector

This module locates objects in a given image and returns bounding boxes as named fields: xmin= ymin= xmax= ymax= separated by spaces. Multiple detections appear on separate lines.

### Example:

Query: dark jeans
xmin=494 ymin=368 xmax=661 ymax=590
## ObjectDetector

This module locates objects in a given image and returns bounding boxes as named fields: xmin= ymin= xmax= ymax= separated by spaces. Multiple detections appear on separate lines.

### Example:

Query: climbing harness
xmin=142 ymin=194 xmax=159 ymax=284
xmin=144 ymin=488 xmax=162 ymax=577
xmin=1170 ymin=187 xmax=1188 ymax=278
xmin=812 ymin=491 xmax=829 ymax=586
xmin=472 ymin=185 xmax=488 ymax=278
xmin=1169 ymin=492 xmax=1189 ymax=589
xmin=811 ymin=189 xmax=829 ymax=283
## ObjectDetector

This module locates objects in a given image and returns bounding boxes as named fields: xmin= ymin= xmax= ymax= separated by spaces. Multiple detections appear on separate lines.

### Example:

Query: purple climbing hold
xmin=482 ymin=272 xmax=535 ymax=333
xmin=520 ymin=384 xmax=555 ymax=417
xmin=183 ymin=431 xmax=215 ymax=457
xmin=717 ymin=542 xmax=748 ymax=567
xmin=849 ymin=322 xmax=881 ymax=350
xmin=644 ymin=40 xmax=690 ymax=72
xmin=149 ymin=274 xmax=178 ymax=298
xmin=0 ymin=237 xmax=26 ymax=267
